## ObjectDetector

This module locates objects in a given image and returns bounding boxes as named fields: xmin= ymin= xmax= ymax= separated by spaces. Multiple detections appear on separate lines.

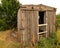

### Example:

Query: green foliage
xmin=0 ymin=19 xmax=9 ymax=31
xmin=56 ymin=14 xmax=60 ymax=19
xmin=56 ymin=14 xmax=60 ymax=30
xmin=0 ymin=0 xmax=20 ymax=31
xmin=35 ymin=32 xmax=57 ymax=48
xmin=56 ymin=14 xmax=60 ymax=24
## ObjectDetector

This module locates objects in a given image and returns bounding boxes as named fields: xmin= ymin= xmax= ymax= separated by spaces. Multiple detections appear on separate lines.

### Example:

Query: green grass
xmin=0 ymin=40 xmax=5 ymax=48
xmin=0 ymin=40 xmax=20 ymax=48
xmin=7 ymin=42 xmax=20 ymax=48
xmin=56 ymin=14 xmax=60 ymax=19
xmin=56 ymin=14 xmax=60 ymax=42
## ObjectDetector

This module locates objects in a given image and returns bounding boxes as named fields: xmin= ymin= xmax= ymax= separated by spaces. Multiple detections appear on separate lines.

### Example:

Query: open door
xmin=38 ymin=11 xmax=47 ymax=40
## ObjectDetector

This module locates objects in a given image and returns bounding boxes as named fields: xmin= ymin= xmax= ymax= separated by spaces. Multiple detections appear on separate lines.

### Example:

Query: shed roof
xmin=20 ymin=4 xmax=56 ymax=11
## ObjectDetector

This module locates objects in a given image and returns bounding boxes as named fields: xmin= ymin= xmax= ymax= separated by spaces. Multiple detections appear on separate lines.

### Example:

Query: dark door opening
xmin=39 ymin=11 xmax=45 ymax=24
xmin=38 ymin=11 xmax=45 ymax=32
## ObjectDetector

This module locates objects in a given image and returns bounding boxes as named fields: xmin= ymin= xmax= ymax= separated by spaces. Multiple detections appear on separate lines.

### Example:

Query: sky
xmin=19 ymin=0 xmax=60 ymax=14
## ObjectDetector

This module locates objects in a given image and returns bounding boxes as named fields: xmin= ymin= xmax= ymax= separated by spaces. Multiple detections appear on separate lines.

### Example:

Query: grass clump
xmin=35 ymin=32 xmax=58 ymax=48
xmin=0 ymin=40 xmax=5 ymax=48
xmin=0 ymin=40 xmax=20 ymax=48
xmin=7 ymin=42 xmax=20 ymax=48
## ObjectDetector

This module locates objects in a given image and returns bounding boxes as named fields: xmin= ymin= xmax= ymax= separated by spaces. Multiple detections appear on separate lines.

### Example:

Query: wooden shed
xmin=17 ymin=4 xmax=56 ymax=44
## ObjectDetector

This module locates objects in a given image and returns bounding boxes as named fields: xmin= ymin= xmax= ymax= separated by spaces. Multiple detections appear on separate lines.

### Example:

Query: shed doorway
xmin=38 ymin=11 xmax=47 ymax=40
xmin=38 ymin=11 xmax=46 ymax=32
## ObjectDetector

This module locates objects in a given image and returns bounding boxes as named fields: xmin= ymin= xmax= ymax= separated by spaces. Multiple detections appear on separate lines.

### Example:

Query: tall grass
xmin=35 ymin=32 xmax=58 ymax=48
xmin=0 ymin=40 xmax=20 ymax=48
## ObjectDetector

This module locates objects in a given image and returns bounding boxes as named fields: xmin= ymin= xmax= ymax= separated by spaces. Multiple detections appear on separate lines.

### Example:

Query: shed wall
xmin=17 ymin=9 xmax=38 ymax=43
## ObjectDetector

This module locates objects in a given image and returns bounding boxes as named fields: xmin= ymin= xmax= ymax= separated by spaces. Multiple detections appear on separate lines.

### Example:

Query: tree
xmin=0 ymin=0 xmax=20 ymax=30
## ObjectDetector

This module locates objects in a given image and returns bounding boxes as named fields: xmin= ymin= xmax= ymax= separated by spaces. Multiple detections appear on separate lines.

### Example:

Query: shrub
xmin=0 ymin=0 xmax=20 ymax=31
xmin=0 ymin=19 xmax=9 ymax=31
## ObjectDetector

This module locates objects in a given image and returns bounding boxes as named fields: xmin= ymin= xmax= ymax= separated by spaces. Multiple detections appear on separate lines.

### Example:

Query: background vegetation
xmin=56 ymin=14 xmax=60 ymax=29
xmin=0 ymin=0 xmax=20 ymax=31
